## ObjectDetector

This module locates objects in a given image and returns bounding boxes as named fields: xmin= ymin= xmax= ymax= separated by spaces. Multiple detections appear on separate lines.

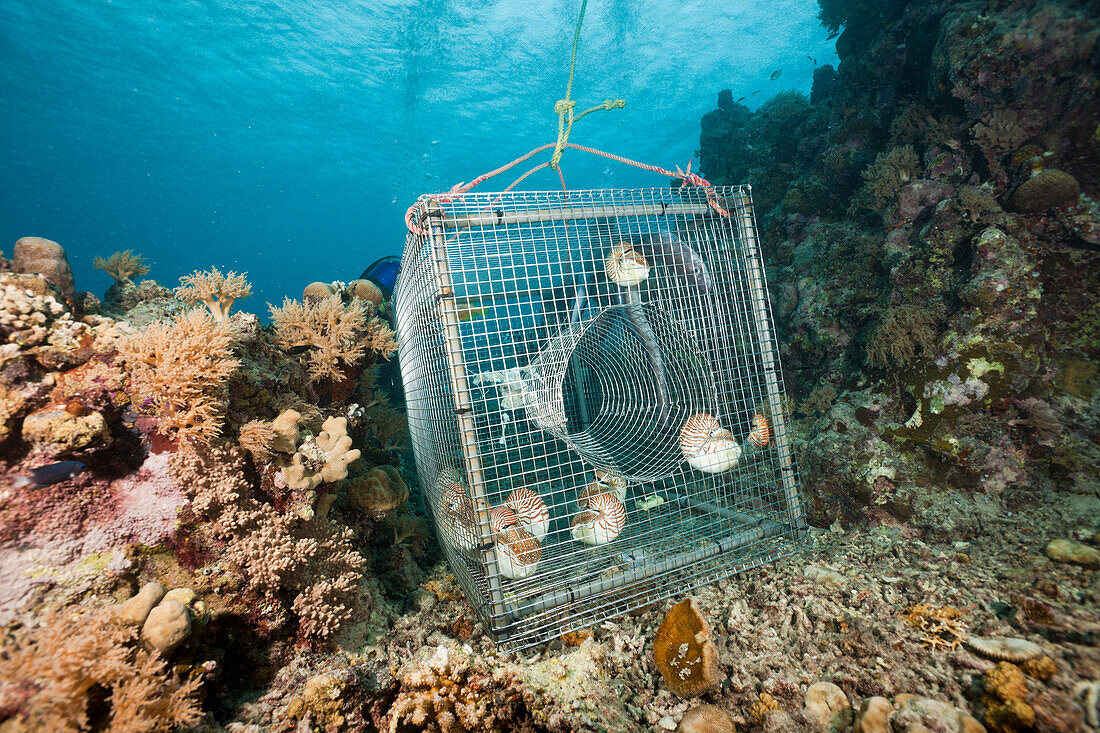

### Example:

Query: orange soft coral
xmin=269 ymin=295 xmax=396 ymax=384
xmin=93 ymin=249 xmax=150 ymax=283
xmin=174 ymin=266 xmax=251 ymax=323
xmin=120 ymin=309 xmax=240 ymax=446
xmin=0 ymin=606 xmax=203 ymax=732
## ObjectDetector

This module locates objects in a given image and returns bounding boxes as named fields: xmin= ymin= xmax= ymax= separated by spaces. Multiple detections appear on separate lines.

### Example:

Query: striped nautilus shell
xmin=604 ymin=241 xmax=650 ymax=287
xmin=679 ymin=413 xmax=742 ymax=474
xmin=577 ymin=467 xmax=628 ymax=508
xmin=490 ymin=505 xmax=518 ymax=534
xmin=505 ymin=488 xmax=550 ymax=542
xmin=438 ymin=476 xmax=479 ymax=553
xmin=747 ymin=413 xmax=771 ymax=448
xmin=570 ymin=492 xmax=627 ymax=546
xmin=494 ymin=526 xmax=542 ymax=580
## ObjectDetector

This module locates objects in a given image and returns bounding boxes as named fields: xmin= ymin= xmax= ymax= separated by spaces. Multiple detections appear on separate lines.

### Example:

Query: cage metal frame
xmin=394 ymin=185 xmax=805 ymax=650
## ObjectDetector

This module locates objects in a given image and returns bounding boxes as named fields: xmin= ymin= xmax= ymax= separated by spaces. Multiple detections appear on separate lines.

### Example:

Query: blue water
xmin=1 ymin=0 xmax=837 ymax=312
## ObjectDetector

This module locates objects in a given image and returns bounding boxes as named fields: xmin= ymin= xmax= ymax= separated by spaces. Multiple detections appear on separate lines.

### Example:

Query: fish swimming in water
xmin=451 ymin=298 xmax=489 ymax=322
xmin=12 ymin=460 xmax=85 ymax=489
xmin=770 ymin=69 xmax=782 ymax=80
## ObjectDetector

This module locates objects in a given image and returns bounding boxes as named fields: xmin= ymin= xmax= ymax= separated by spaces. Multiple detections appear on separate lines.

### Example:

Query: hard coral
xmin=346 ymin=465 xmax=409 ymax=520
xmin=653 ymin=598 xmax=720 ymax=697
xmin=171 ymin=442 xmax=367 ymax=640
xmin=120 ymin=309 xmax=240 ymax=446
xmin=279 ymin=415 xmax=361 ymax=493
xmin=13 ymin=236 xmax=75 ymax=301
xmin=270 ymin=294 xmax=396 ymax=384
xmin=387 ymin=645 xmax=525 ymax=733
xmin=93 ymin=250 xmax=150 ymax=283
xmin=983 ymin=662 xmax=1035 ymax=732
xmin=904 ymin=604 xmax=967 ymax=651
xmin=174 ymin=266 xmax=251 ymax=323
xmin=0 ymin=605 xmax=203 ymax=732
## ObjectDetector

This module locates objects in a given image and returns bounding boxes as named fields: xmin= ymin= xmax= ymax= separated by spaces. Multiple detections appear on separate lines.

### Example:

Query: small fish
xmin=452 ymin=298 xmax=489 ymax=322
xmin=736 ymin=96 xmax=746 ymax=103
xmin=770 ymin=69 xmax=783 ymax=80
xmin=807 ymin=55 xmax=817 ymax=66
xmin=750 ymin=90 xmax=761 ymax=97
xmin=12 ymin=460 xmax=85 ymax=489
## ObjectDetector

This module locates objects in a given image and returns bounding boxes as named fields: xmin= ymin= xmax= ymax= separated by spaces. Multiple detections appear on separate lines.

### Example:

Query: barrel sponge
xmin=13 ymin=236 xmax=75 ymax=301
xmin=1011 ymin=169 xmax=1080 ymax=213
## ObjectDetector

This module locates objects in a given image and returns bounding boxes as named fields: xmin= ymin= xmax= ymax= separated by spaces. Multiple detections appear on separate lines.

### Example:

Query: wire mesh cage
xmin=394 ymin=185 xmax=805 ymax=650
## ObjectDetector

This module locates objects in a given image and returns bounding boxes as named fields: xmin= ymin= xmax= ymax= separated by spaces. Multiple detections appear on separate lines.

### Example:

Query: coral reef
xmin=0 ymin=605 xmax=203 ymax=731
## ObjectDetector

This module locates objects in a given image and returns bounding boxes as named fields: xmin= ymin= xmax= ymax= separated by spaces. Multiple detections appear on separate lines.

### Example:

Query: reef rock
xmin=803 ymin=681 xmax=852 ymax=732
xmin=1045 ymin=538 xmax=1100 ymax=567
xmin=13 ymin=236 xmax=74 ymax=301
xmin=21 ymin=406 xmax=110 ymax=452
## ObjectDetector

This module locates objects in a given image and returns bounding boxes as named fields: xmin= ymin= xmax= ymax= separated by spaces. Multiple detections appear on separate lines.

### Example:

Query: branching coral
xmin=0 ymin=606 xmax=203 ymax=732
xmin=387 ymin=645 xmax=526 ymax=733
xmin=270 ymin=295 xmax=396 ymax=384
xmin=904 ymin=604 xmax=967 ymax=651
xmin=174 ymin=266 xmax=252 ymax=323
xmin=866 ymin=305 xmax=937 ymax=367
xmin=93 ymin=250 xmax=150 ymax=283
xmin=120 ymin=309 xmax=240 ymax=446
xmin=171 ymin=442 xmax=367 ymax=640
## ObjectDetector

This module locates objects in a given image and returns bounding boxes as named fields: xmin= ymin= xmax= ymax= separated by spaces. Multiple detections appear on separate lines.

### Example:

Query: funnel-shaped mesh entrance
xmin=526 ymin=302 xmax=716 ymax=481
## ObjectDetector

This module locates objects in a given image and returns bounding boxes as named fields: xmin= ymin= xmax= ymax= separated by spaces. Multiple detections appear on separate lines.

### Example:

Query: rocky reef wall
xmin=698 ymin=0 xmax=1099 ymax=538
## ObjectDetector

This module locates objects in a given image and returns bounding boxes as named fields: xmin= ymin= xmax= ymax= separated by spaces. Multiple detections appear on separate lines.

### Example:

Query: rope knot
xmin=554 ymin=99 xmax=576 ymax=115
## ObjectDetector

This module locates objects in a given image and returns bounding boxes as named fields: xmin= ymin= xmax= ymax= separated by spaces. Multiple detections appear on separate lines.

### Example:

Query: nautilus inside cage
xmin=394 ymin=185 xmax=805 ymax=650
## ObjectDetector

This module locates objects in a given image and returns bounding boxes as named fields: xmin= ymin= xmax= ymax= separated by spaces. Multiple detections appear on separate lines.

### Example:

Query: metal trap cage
xmin=394 ymin=185 xmax=805 ymax=650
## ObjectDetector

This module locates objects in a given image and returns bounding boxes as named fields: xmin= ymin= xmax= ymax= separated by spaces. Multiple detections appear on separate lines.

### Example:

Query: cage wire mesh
xmin=394 ymin=185 xmax=805 ymax=650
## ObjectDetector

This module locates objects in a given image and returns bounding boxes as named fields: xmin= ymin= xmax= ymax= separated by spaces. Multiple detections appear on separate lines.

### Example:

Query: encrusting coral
xmin=174 ymin=266 xmax=252 ymax=323
xmin=93 ymin=249 xmax=151 ymax=283
xmin=120 ymin=308 xmax=240 ymax=446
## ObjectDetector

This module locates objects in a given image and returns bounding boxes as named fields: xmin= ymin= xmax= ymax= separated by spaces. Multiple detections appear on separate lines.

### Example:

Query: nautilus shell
xmin=747 ymin=413 xmax=771 ymax=448
xmin=494 ymin=527 xmax=542 ymax=580
xmin=571 ymin=492 xmax=626 ymax=546
xmin=605 ymin=242 xmax=650 ymax=287
xmin=505 ymin=488 xmax=550 ymax=542
xmin=439 ymin=479 xmax=478 ymax=553
xmin=577 ymin=467 xmax=628 ymax=508
xmin=490 ymin=505 xmax=518 ymax=534
xmin=679 ymin=413 xmax=742 ymax=474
